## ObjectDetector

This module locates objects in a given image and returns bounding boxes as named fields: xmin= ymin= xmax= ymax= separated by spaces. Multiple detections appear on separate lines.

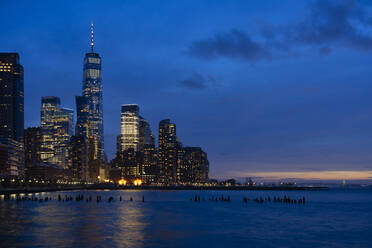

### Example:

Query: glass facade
xmin=40 ymin=97 xmax=73 ymax=169
xmin=0 ymin=53 xmax=24 ymax=177
xmin=120 ymin=104 xmax=139 ymax=152
xmin=82 ymin=52 xmax=104 ymax=161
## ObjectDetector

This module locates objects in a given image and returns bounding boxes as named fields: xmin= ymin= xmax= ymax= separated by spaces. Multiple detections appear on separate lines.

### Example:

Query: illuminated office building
xmin=40 ymin=96 xmax=60 ymax=163
xmin=40 ymin=97 xmax=73 ymax=169
xmin=158 ymin=119 xmax=177 ymax=183
xmin=120 ymin=104 xmax=140 ymax=152
xmin=79 ymin=22 xmax=104 ymax=161
xmin=0 ymin=53 xmax=24 ymax=177
xmin=53 ymin=108 xmax=73 ymax=168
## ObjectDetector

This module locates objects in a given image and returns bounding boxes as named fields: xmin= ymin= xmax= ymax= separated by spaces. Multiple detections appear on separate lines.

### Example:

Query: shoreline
xmin=0 ymin=185 xmax=328 ymax=195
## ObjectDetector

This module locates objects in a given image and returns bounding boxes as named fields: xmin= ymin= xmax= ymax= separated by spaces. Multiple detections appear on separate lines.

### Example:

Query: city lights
xmin=118 ymin=179 xmax=127 ymax=185
xmin=133 ymin=179 xmax=142 ymax=186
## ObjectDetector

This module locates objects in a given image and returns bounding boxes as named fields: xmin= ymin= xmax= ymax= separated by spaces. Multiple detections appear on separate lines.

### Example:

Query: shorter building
xmin=26 ymin=163 xmax=70 ymax=183
xmin=109 ymin=148 xmax=143 ymax=181
xmin=0 ymin=138 xmax=24 ymax=178
xmin=24 ymin=127 xmax=41 ymax=168
xmin=69 ymin=136 xmax=88 ymax=182
xmin=178 ymin=147 xmax=209 ymax=184
xmin=88 ymin=159 xmax=101 ymax=182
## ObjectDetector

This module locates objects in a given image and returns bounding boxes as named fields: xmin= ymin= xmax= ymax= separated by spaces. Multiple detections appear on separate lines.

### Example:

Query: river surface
xmin=0 ymin=188 xmax=371 ymax=248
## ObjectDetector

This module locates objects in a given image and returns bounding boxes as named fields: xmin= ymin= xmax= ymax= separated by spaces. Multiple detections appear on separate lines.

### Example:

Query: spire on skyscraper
xmin=90 ymin=21 xmax=94 ymax=52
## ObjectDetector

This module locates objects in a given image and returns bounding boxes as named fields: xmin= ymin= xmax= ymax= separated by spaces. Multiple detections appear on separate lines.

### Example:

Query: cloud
xmin=188 ymin=29 xmax=271 ymax=62
xmin=179 ymin=73 xmax=213 ymax=90
xmin=290 ymin=0 xmax=372 ymax=50
xmin=188 ymin=0 xmax=372 ymax=62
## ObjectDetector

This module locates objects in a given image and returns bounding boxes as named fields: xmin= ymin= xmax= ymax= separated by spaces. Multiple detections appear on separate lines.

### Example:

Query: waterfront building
xmin=69 ymin=135 xmax=88 ymax=182
xmin=158 ymin=119 xmax=177 ymax=183
xmin=24 ymin=127 xmax=41 ymax=168
xmin=182 ymin=147 xmax=209 ymax=184
xmin=120 ymin=104 xmax=140 ymax=152
xmin=0 ymin=53 xmax=24 ymax=177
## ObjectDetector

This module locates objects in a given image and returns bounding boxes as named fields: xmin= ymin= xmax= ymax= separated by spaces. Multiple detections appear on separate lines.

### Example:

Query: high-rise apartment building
xmin=158 ymin=119 xmax=177 ymax=183
xmin=141 ymin=143 xmax=158 ymax=182
xmin=179 ymin=147 xmax=209 ymax=184
xmin=0 ymin=53 xmax=24 ymax=177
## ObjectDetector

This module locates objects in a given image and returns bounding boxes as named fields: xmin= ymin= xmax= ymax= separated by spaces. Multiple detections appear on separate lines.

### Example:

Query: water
xmin=0 ymin=189 xmax=371 ymax=248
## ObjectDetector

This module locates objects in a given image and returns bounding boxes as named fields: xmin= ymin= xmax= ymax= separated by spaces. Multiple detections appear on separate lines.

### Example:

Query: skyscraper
xmin=40 ymin=96 xmax=60 ymax=164
xmin=0 ymin=53 xmax=24 ymax=142
xmin=158 ymin=119 xmax=177 ymax=183
xmin=0 ymin=53 xmax=24 ymax=177
xmin=40 ymin=97 xmax=73 ymax=169
xmin=53 ymin=108 xmax=73 ymax=168
xmin=120 ymin=104 xmax=140 ymax=152
xmin=81 ymin=23 xmax=104 ymax=161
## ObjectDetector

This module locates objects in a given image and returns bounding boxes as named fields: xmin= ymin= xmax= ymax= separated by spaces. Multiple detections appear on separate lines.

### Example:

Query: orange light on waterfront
xmin=118 ymin=179 xmax=127 ymax=185
xmin=133 ymin=179 xmax=142 ymax=186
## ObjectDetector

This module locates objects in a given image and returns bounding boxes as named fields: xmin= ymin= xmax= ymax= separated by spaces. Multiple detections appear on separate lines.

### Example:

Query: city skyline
xmin=2 ymin=0 xmax=372 ymax=181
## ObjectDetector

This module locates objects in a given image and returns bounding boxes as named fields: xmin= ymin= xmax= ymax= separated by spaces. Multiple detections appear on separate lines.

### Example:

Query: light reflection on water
xmin=0 ymin=189 xmax=372 ymax=248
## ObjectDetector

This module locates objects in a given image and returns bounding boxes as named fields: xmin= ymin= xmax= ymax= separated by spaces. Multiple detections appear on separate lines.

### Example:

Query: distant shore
xmin=0 ymin=185 xmax=328 ymax=195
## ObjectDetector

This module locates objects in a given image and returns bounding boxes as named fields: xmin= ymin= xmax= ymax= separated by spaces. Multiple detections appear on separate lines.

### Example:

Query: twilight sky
xmin=1 ymin=0 xmax=372 ymax=181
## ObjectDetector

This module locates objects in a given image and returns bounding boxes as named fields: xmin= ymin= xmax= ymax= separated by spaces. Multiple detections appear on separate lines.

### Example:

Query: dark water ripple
xmin=0 ymin=189 xmax=371 ymax=248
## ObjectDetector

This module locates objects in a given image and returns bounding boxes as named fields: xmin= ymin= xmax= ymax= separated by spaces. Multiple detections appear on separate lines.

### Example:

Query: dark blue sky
xmin=2 ymin=0 xmax=372 ymax=180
